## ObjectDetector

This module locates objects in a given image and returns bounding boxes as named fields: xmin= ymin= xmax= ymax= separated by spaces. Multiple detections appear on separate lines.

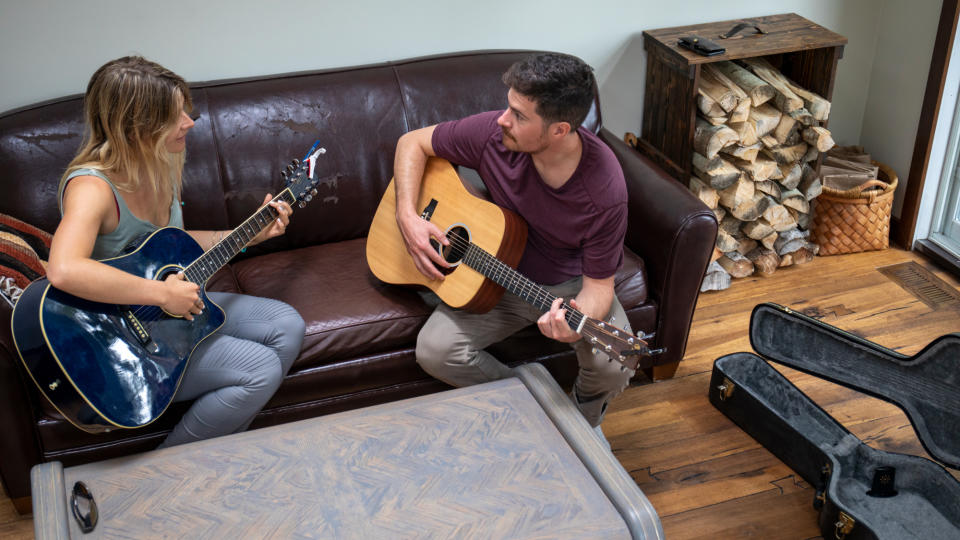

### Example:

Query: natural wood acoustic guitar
xmin=366 ymin=157 xmax=659 ymax=371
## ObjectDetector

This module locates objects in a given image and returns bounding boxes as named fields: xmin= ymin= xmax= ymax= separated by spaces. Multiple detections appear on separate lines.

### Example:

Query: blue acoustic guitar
xmin=11 ymin=144 xmax=326 ymax=434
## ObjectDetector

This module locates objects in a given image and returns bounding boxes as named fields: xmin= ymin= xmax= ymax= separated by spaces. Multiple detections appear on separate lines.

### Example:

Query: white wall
xmin=858 ymin=0 xmax=942 ymax=218
xmin=0 ymin=0 xmax=938 ymax=214
xmin=0 ymin=1 xmax=878 ymax=139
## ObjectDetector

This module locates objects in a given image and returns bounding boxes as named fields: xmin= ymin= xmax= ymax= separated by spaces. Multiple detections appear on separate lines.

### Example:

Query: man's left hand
xmin=537 ymin=297 xmax=581 ymax=343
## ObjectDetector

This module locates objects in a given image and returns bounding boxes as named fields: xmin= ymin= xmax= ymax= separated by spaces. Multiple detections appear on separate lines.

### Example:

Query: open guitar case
xmin=709 ymin=303 xmax=960 ymax=539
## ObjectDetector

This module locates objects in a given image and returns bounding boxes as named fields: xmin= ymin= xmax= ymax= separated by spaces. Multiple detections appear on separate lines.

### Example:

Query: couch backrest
xmin=0 ymin=50 xmax=601 ymax=251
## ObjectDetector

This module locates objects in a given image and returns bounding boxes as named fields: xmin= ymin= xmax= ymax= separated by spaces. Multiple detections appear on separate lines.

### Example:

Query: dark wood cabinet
xmin=637 ymin=13 xmax=847 ymax=181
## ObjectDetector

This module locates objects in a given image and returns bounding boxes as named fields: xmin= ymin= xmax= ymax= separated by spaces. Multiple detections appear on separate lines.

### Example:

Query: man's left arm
xmin=537 ymin=275 xmax=615 ymax=343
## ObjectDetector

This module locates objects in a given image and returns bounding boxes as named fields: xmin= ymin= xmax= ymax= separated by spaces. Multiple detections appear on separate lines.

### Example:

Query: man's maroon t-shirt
xmin=431 ymin=111 xmax=627 ymax=286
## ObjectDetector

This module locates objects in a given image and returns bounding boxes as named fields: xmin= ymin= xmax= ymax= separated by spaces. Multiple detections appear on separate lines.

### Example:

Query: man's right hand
xmin=397 ymin=210 xmax=451 ymax=281
xmin=161 ymin=272 xmax=203 ymax=320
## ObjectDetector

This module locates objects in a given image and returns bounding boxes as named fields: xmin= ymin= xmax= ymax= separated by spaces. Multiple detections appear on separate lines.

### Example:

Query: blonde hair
xmin=61 ymin=56 xmax=192 ymax=198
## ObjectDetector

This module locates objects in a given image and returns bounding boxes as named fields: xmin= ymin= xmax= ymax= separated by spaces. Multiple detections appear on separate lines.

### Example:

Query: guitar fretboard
xmin=459 ymin=239 xmax=585 ymax=332
xmin=182 ymin=189 xmax=294 ymax=285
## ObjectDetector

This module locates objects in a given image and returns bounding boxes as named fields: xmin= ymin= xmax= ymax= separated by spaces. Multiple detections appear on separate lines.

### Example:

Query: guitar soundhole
xmin=441 ymin=225 xmax=469 ymax=265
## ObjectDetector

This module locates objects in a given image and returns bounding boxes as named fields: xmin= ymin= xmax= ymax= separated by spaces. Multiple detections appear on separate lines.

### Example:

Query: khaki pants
xmin=416 ymin=277 xmax=634 ymax=426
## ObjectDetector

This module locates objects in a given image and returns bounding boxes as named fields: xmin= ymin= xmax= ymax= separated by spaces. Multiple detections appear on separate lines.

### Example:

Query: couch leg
xmin=643 ymin=362 xmax=679 ymax=381
xmin=12 ymin=495 xmax=32 ymax=516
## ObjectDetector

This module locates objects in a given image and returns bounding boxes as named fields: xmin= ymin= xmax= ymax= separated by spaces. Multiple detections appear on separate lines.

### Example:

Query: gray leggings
xmin=159 ymin=292 xmax=305 ymax=448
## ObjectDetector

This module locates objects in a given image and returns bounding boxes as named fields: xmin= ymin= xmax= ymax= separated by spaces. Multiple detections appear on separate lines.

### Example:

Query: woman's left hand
xmin=250 ymin=193 xmax=293 ymax=245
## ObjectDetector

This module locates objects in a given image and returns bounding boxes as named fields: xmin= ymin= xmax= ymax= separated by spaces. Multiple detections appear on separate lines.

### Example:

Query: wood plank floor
xmin=3 ymin=247 xmax=957 ymax=539
xmin=606 ymin=247 xmax=960 ymax=539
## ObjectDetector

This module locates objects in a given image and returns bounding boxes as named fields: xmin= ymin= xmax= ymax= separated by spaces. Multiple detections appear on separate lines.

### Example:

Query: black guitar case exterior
xmin=709 ymin=303 xmax=960 ymax=539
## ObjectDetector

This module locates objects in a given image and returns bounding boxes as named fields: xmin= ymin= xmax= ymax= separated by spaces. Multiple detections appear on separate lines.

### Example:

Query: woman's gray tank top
xmin=60 ymin=168 xmax=184 ymax=260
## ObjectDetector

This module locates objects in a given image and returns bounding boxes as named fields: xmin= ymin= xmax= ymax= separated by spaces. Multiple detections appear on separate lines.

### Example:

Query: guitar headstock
xmin=280 ymin=141 xmax=326 ymax=208
xmin=580 ymin=317 xmax=664 ymax=371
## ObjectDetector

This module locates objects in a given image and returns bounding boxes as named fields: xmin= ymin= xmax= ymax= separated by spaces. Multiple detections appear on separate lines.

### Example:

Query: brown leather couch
xmin=0 ymin=50 xmax=718 ymax=512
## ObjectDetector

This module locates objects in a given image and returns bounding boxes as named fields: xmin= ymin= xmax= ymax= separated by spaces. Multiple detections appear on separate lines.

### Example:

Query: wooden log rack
xmin=637 ymin=13 xmax=847 ymax=182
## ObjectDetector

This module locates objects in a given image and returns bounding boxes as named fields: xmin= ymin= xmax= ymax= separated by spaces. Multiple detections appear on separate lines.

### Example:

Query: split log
xmin=778 ymin=163 xmax=803 ymax=190
xmin=798 ymin=164 xmax=823 ymax=200
xmin=749 ymin=103 xmax=782 ymax=138
xmin=716 ymin=229 xmax=740 ymax=252
xmin=718 ymin=175 xmax=756 ymax=209
xmin=773 ymin=113 xmax=798 ymax=144
xmin=787 ymin=206 xmax=812 ymax=229
xmin=728 ymin=120 xmax=759 ymax=146
xmin=730 ymin=156 xmax=777 ymax=181
xmin=719 ymin=214 xmax=743 ymax=236
xmin=713 ymin=61 xmax=775 ymax=106
xmin=693 ymin=153 xmax=740 ymax=190
xmin=755 ymin=180 xmax=782 ymax=199
xmin=742 ymin=218 xmax=775 ymax=240
xmin=791 ymin=246 xmax=816 ymax=265
xmin=695 ymin=117 xmax=739 ymax=159
xmin=760 ymin=231 xmax=778 ymax=250
xmin=702 ymin=115 xmax=729 ymax=126
xmin=760 ymin=135 xmax=779 ymax=149
xmin=736 ymin=237 xmax=758 ymax=256
xmin=780 ymin=188 xmax=810 ymax=214
xmin=788 ymin=108 xmax=815 ymax=126
xmin=701 ymin=261 xmax=732 ymax=292
xmin=729 ymin=192 xmax=772 ymax=222
xmin=729 ymin=98 xmax=751 ymax=123
xmin=700 ymin=66 xmax=742 ymax=112
xmin=774 ymin=228 xmax=809 ymax=255
xmin=711 ymin=246 xmax=724 ymax=263
xmin=779 ymin=253 xmax=794 ymax=268
xmin=763 ymin=142 xmax=808 ymax=165
xmin=689 ymin=176 xmax=719 ymax=209
xmin=802 ymin=126 xmax=835 ymax=152
xmin=740 ymin=57 xmax=804 ymax=113
xmin=718 ymin=251 xmax=755 ymax=278
xmin=721 ymin=142 xmax=762 ymax=162
xmin=713 ymin=206 xmax=727 ymax=222
xmin=697 ymin=89 xmax=726 ymax=117
xmin=785 ymin=81 xmax=831 ymax=121
xmin=762 ymin=200 xmax=798 ymax=232
xmin=746 ymin=247 xmax=780 ymax=275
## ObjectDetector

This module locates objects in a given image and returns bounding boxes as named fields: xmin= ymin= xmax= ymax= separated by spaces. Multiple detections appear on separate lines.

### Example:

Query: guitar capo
xmin=303 ymin=140 xmax=326 ymax=179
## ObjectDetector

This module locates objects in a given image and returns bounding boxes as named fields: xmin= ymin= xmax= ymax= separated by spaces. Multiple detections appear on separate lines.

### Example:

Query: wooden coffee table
xmin=31 ymin=363 xmax=663 ymax=539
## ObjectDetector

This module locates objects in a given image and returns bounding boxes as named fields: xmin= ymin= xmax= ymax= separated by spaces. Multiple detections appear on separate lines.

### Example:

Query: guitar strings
xmin=441 ymin=229 xmax=645 ymax=355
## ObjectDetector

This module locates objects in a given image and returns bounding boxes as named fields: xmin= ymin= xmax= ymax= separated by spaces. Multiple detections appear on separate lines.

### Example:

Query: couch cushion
xmin=229 ymin=238 xmax=433 ymax=370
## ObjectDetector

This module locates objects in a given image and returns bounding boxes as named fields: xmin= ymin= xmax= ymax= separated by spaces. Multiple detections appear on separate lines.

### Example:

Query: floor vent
xmin=877 ymin=262 xmax=960 ymax=310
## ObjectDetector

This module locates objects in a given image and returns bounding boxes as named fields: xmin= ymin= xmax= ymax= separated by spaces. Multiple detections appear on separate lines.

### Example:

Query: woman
xmin=46 ymin=56 xmax=305 ymax=447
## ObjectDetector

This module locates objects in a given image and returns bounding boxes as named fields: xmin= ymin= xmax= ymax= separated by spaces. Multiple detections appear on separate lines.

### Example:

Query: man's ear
xmin=550 ymin=121 xmax=571 ymax=138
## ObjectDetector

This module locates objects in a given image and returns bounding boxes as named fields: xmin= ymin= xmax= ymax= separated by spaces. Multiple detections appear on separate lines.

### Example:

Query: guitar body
xmin=11 ymin=227 xmax=224 ymax=433
xmin=367 ymin=157 xmax=528 ymax=313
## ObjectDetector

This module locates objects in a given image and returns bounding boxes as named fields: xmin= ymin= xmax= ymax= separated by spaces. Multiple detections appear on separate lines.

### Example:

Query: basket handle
xmin=846 ymin=179 xmax=893 ymax=203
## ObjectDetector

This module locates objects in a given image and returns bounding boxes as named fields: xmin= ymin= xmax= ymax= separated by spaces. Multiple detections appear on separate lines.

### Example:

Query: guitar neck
xmin=182 ymin=188 xmax=294 ymax=285
xmin=460 ymin=240 xmax=585 ymax=333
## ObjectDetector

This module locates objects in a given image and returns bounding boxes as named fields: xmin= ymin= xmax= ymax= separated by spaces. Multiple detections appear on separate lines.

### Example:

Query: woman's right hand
xmin=161 ymin=273 xmax=203 ymax=320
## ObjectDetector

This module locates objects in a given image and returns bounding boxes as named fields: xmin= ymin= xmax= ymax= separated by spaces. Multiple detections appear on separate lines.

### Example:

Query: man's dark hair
xmin=502 ymin=53 xmax=595 ymax=131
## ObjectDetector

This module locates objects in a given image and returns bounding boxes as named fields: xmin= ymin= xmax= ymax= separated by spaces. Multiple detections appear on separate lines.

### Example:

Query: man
xmin=393 ymin=52 xmax=631 ymax=430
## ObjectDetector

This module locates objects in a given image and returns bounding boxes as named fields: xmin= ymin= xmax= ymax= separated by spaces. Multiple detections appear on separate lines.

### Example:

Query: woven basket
xmin=810 ymin=161 xmax=898 ymax=256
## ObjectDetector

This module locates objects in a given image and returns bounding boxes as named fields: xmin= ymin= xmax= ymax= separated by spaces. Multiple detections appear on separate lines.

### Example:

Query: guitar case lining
xmin=709 ymin=303 xmax=960 ymax=539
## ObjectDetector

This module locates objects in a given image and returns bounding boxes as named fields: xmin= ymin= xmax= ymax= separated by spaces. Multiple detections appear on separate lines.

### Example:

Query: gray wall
xmin=0 ymin=0 xmax=942 ymax=217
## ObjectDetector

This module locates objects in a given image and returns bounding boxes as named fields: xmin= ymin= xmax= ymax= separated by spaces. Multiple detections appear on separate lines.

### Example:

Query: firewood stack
xmin=691 ymin=58 xmax=830 ymax=292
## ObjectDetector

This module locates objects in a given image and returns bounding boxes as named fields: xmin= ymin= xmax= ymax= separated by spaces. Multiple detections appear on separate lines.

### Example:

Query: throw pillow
xmin=0 ymin=214 xmax=52 ymax=307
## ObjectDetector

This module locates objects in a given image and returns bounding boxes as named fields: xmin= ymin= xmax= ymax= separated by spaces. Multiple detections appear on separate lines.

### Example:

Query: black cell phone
xmin=678 ymin=35 xmax=726 ymax=57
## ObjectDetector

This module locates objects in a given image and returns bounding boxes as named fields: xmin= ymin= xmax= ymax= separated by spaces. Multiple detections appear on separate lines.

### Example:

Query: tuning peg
xmin=305 ymin=194 xmax=312 ymax=202
xmin=281 ymin=170 xmax=289 ymax=179
xmin=293 ymin=159 xmax=300 ymax=166
xmin=612 ymin=329 xmax=619 ymax=337
xmin=604 ymin=344 xmax=612 ymax=353
xmin=298 ymin=201 xmax=307 ymax=208
xmin=310 ymin=188 xmax=318 ymax=196
xmin=589 ymin=336 xmax=598 ymax=344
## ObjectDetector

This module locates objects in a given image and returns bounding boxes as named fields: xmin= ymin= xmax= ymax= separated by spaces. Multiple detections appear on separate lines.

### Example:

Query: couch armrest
xmin=599 ymin=129 xmax=718 ymax=374
xmin=0 ymin=304 xmax=45 ymax=508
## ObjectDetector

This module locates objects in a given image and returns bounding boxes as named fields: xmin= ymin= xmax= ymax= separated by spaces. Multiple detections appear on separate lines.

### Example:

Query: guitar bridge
xmin=120 ymin=307 xmax=157 ymax=351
